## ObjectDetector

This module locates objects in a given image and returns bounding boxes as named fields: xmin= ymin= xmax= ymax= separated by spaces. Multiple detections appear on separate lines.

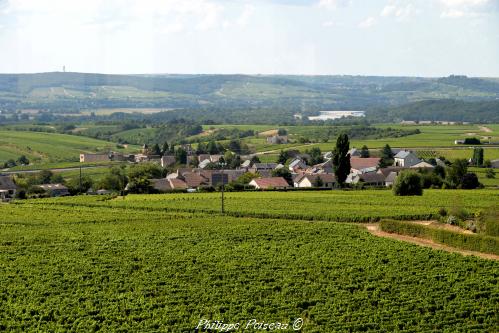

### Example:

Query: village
xmin=0 ymin=136 xmax=453 ymax=200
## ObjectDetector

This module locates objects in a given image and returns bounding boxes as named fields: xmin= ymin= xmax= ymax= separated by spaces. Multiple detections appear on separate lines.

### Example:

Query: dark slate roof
xmin=0 ymin=176 xmax=18 ymax=190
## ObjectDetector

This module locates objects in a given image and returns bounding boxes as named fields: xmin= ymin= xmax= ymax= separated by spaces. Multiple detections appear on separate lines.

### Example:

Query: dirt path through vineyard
xmin=364 ymin=223 xmax=499 ymax=261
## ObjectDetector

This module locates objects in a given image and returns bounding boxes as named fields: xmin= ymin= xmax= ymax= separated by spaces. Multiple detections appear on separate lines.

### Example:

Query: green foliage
xmin=271 ymin=168 xmax=293 ymax=185
xmin=360 ymin=145 xmax=370 ymax=158
xmin=332 ymin=133 xmax=351 ymax=187
xmin=175 ymin=148 xmax=187 ymax=165
xmin=461 ymin=173 xmax=480 ymax=189
xmin=16 ymin=155 xmax=29 ymax=165
xmin=464 ymin=137 xmax=481 ymax=145
xmin=445 ymin=159 xmax=468 ymax=188
xmin=481 ymin=205 xmax=499 ymax=237
xmin=379 ymin=144 xmax=394 ymax=168
xmin=472 ymin=147 xmax=484 ymax=166
xmin=393 ymin=171 xmax=423 ymax=196
xmin=235 ymin=172 xmax=260 ymax=185
xmin=277 ymin=150 xmax=288 ymax=164
xmin=312 ymin=176 xmax=324 ymax=187
xmin=485 ymin=168 xmax=495 ymax=179
xmin=96 ymin=167 xmax=126 ymax=192
xmin=305 ymin=147 xmax=324 ymax=165
xmin=128 ymin=163 xmax=164 ymax=180
xmin=151 ymin=143 xmax=161 ymax=156
xmin=67 ymin=175 xmax=94 ymax=194
xmin=370 ymin=99 xmax=499 ymax=123
xmin=277 ymin=128 xmax=287 ymax=135
xmin=126 ymin=176 xmax=153 ymax=194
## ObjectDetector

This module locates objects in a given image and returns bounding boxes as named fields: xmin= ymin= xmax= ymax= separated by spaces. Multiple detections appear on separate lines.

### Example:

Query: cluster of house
xmin=3 ymin=147 xmax=498 ymax=201
xmin=147 ymin=149 xmax=438 ymax=192
xmin=0 ymin=177 xmax=70 ymax=201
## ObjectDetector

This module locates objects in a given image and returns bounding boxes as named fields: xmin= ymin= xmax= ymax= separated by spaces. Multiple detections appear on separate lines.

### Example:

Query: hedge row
xmin=380 ymin=220 xmax=499 ymax=255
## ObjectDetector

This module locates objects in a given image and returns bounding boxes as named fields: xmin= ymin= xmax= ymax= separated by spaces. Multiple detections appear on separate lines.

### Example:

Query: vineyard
xmin=1 ymin=191 xmax=498 ymax=331
xmin=26 ymin=189 xmax=499 ymax=222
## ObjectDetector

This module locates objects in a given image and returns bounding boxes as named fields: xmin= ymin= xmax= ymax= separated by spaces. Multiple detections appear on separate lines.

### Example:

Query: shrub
xmin=438 ymin=207 xmax=448 ymax=217
xmin=461 ymin=173 xmax=479 ymax=189
xmin=393 ymin=171 xmax=423 ymax=196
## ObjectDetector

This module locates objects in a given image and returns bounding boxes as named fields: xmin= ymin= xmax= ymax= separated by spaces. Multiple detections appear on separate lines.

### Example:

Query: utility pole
xmin=79 ymin=164 xmax=82 ymax=194
xmin=219 ymin=160 xmax=226 ymax=214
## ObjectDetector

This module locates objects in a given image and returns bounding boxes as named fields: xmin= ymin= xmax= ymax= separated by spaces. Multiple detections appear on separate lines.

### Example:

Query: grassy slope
xmin=1 ymin=194 xmax=498 ymax=331
xmin=0 ymin=130 xmax=136 ymax=165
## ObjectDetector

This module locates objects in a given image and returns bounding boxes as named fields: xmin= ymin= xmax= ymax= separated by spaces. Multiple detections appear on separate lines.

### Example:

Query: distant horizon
xmin=1 ymin=71 xmax=498 ymax=79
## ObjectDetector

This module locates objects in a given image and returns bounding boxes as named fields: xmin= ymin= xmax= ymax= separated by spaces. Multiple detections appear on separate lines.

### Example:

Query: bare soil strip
xmin=479 ymin=126 xmax=493 ymax=133
xmin=364 ymin=223 xmax=499 ymax=261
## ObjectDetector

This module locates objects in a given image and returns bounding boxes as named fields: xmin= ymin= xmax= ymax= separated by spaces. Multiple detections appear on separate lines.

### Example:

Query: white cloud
xmin=322 ymin=20 xmax=336 ymax=27
xmin=358 ymin=16 xmax=376 ymax=28
xmin=438 ymin=0 xmax=493 ymax=18
xmin=3 ymin=0 xmax=227 ymax=32
xmin=439 ymin=0 xmax=490 ymax=7
xmin=380 ymin=2 xmax=418 ymax=21
xmin=317 ymin=0 xmax=351 ymax=10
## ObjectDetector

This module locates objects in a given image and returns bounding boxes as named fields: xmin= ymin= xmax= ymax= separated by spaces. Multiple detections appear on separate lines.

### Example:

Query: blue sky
xmin=0 ymin=0 xmax=498 ymax=76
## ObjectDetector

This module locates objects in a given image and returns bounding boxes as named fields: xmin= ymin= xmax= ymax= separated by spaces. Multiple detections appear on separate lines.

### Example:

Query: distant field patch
xmin=80 ymin=108 xmax=173 ymax=116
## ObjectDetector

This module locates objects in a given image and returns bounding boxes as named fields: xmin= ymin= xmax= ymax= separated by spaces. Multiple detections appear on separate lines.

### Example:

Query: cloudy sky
xmin=0 ymin=0 xmax=498 ymax=76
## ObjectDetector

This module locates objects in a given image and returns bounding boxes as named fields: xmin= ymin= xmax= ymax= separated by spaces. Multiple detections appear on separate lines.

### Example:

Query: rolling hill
xmin=1 ymin=72 xmax=499 ymax=114
xmin=0 ymin=130 xmax=135 ymax=165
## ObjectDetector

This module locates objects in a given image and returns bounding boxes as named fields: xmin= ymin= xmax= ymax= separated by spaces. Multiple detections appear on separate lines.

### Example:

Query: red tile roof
xmin=350 ymin=157 xmax=381 ymax=171
xmin=169 ymin=178 xmax=188 ymax=189
xmin=251 ymin=177 xmax=289 ymax=189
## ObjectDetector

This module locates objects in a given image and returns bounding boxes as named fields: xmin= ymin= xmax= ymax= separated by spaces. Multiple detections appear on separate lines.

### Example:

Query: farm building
xmin=266 ymin=135 xmax=288 ymax=144
xmin=0 ymin=175 xmax=18 ymax=201
xmin=80 ymin=153 xmax=109 ymax=163
xmin=38 ymin=184 xmax=70 ymax=197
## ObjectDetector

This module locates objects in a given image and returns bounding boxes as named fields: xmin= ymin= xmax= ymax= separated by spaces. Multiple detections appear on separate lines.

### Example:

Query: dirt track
xmin=364 ymin=223 xmax=499 ymax=261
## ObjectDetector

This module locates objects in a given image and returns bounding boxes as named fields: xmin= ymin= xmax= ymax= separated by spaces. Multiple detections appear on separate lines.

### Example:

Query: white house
xmin=393 ymin=151 xmax=421 ymax=167
xmin=295 ymin=174 xmax=336 ymax=188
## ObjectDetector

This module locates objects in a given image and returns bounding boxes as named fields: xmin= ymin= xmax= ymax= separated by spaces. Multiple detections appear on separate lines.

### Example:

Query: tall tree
xmin=332 ymin=133 xmax=351 ymax=187
xmin=271 ymin=168 xmax=293 ymax=186
xmin=161 ymin=142 xmax=169 ymax=156
xmin=175 ymin=148 xmax=188 ymax=165
xmin=445 ymin=159 xmax=468 ymax=188
xmin=277 ymin=150 xmax=288 ymax=164
xmin=379 ymin=144 xmax=394 ymax=167
xmin=473 ymin=147 xmax=484 ymax=166
xmin=151 ymin=144 xmax=161 ymax=156
xmin=360 ymin=145 xmax=370 ymax=158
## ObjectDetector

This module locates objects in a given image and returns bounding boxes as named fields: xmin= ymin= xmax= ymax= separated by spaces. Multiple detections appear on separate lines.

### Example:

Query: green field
xmin=0 ymin=130 xmax=137 ymax=165
xmin=1 ymin=190 xmax=498 ymax=331
xmin=198 ymin=124 xmax=499 ymax=162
